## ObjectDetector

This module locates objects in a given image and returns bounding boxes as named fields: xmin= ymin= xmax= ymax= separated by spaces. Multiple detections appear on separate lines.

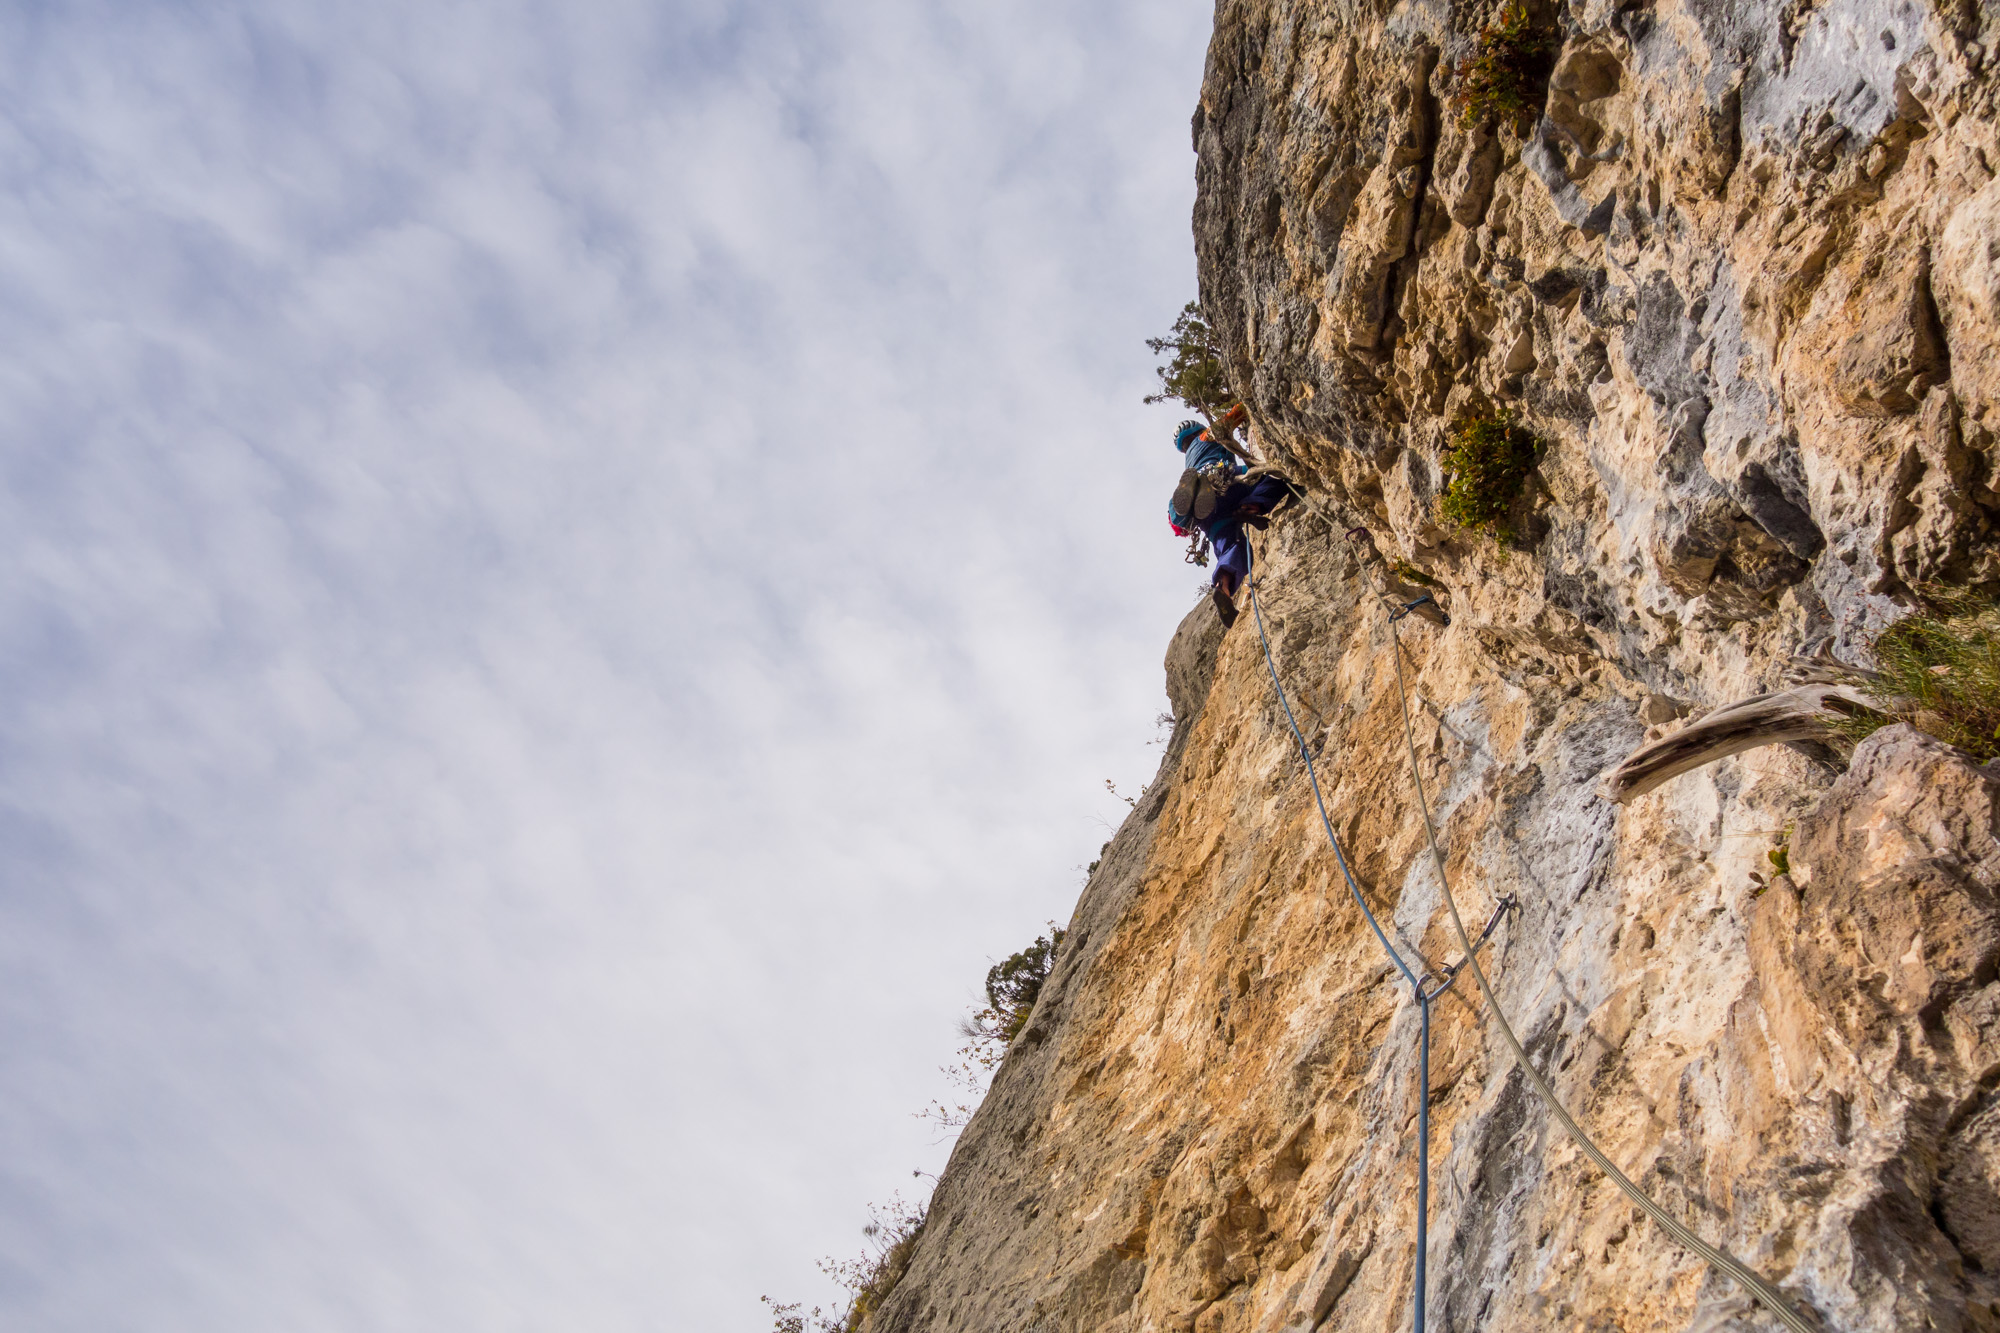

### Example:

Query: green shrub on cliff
xmin=1437 ymin=410 xmax=1543 ymax=541
xmin=1451 ymin=2 xmax=1557 ymax=129
xmin=1833 ymin=585 xmax=2000 ymax=762
xmin=1143 ymin=300 xmax=1238 ymax=427
xmin=925 ymin=923 xmax=1070 ymax=1131
xmin=763 ymin=1196 xmax=930 ymax=1333
xmin=960 ymin=926 xmax=1067 ymax=1055
xmin=824 ymin=1196 xmax=929 ymax=1332
xmin=765 ymin=925 xmax=1066 ymax=1330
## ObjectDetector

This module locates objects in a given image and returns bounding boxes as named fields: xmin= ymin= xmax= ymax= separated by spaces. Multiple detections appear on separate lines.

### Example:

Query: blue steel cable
xmin=1415 ymin=997 xmax=1432 ymax=1331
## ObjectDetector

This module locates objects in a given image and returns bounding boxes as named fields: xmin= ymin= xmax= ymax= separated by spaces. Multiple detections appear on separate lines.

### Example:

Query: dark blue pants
xmin=1207 ymin=476 xmax=1292 ymax=590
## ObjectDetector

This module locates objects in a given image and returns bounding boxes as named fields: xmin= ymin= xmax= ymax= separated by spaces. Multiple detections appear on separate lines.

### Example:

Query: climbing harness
xmin=1240 ymin=516 xmax=1816 ymax=1333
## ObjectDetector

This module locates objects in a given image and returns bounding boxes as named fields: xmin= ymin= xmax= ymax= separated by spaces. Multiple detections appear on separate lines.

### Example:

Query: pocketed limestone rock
xmin=1833 ymin=255 xmax=1950 ymax=418
xmin=1939 ymin=176 xmax=2000 ymax=400
xmin=1750 ymin=727 xmax=2000 ymax=1327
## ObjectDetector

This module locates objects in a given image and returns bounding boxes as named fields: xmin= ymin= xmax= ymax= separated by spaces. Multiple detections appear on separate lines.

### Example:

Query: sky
xmin=0 ymin=2 xmax=1214 ymax=1329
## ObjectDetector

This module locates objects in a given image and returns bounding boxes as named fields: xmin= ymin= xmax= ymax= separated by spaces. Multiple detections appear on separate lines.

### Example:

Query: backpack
xmin=1169 ymin=462 xmax=1235 ymax=531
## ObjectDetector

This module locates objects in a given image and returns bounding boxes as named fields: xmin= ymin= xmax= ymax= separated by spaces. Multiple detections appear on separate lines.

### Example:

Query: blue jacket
xmin=1184 ymin=434 xmax=1243 ymax=476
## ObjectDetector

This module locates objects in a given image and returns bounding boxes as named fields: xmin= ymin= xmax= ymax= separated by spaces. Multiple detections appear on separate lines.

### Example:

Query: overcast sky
xmin=0 ymin=2 xmax=1212 ymax=1329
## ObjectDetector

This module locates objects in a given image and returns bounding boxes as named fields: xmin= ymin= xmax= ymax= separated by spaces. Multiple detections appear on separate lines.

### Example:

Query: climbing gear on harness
xmin=1182 ymin=531 xmax=1212 ymax=567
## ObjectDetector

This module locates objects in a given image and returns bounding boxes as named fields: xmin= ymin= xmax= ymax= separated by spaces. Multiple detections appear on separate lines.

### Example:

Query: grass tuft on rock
xmin=1437 ymin=410 xmax=1543 ymax=542
xmin=1390 ymin=559 xmax=1443 ymax=589
xmin=1834 ymin=585 xmax=2000 ymax=763
xmin=765 ymin=1197 xmax=931 ymax=1333
xmin=833 ymin=1200 xmax=928 ymax=1332
xmin=1451 ymin=2 xmax=1557 ymax=129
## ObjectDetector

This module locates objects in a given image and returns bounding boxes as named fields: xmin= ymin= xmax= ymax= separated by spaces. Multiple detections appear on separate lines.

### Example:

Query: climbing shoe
xmin=1212 ymin=584 xmax=1239 ymax=628
xmin=1171 ymin=469 xmax=1200 ymax=526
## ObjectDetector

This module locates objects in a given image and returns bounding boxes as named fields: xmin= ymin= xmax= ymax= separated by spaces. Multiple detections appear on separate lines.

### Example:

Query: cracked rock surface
xmin=863 ymin=0 xmax=2000 ymax=1329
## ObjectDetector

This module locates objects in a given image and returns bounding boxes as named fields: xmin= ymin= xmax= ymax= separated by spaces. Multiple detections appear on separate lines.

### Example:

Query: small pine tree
xmin=922 ymin=921 xmax=1076 ymax=1133
xmin=1144 ymin=301 xmax=1238 ymax=428
xmin=983 ymin=930 xmax=1065 ymax=1041
xmin=953 ymin=926 xmax=1068 ymax=1068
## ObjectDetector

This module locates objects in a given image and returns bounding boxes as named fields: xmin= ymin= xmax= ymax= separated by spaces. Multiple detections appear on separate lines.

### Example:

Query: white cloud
xmin=0 ymin=0 xmax=1213 ymax=1327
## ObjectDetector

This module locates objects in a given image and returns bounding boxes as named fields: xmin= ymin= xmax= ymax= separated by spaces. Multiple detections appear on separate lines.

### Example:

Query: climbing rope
xmin=1244 ymin=573 xmax=1503 ymax=1333
xmin=1239 ymin=523 xmax=1816 ymax=1333
xmin=1245 ymin=577 xmax=1424 ymax=990
xmin=1380 ymin=610 xmax=1817 ymax=1333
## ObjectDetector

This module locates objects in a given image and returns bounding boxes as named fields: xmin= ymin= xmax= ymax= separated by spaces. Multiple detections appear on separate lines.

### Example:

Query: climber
xmin=1167 ymin=404 xmax=1293 ymax=628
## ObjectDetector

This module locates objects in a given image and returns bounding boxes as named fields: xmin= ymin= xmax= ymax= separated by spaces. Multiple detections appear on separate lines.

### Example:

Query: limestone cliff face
xmin=866 ymin=1 xmax=2000 ymax=1330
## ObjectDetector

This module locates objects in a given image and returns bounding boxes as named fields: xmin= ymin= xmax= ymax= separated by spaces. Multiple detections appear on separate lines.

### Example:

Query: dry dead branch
xmin=1605 ymin=682 xmax=1880 ymax=803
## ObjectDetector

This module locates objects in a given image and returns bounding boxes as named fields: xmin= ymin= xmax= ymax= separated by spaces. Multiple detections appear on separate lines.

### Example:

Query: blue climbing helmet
xmin=1174 ymin=420 xmax=1206 ymax=453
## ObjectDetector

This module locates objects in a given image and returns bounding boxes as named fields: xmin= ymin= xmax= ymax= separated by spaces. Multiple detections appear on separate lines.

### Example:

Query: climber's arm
xmin=1205 ymin=403 xmax=1261 ymax=465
